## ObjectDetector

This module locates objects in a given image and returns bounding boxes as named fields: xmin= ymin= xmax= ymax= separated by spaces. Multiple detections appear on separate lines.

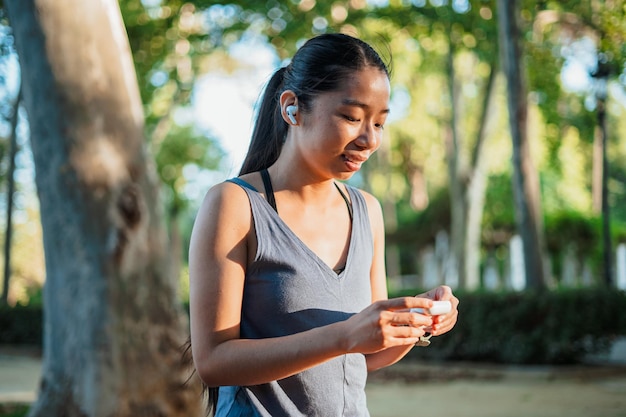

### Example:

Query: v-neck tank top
xmin=215 ymin=177 xmax=374 ymax=417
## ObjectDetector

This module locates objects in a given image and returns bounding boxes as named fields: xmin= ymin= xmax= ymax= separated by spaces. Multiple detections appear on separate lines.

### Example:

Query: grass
xmin=0 ymin=404 xmax=29 ymax=417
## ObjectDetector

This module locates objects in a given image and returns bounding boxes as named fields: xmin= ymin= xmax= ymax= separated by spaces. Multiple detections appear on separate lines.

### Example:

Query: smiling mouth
xmin=342 ymin=154 xmax=368 ymax=170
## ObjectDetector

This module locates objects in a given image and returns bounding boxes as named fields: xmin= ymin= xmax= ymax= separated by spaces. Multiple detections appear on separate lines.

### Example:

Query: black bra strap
xmin=334 ymin=182 xmax=353 ymax=222
xmin=260 ymin=169 xmax=353 ymax=221
xmin=260 ymin=169 xmax=278 ymax=213
xmin=226 ymin=177 xmax=258 ymax=192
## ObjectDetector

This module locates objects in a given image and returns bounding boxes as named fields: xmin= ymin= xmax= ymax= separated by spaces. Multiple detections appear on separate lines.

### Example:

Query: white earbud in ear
xmin=286 ymin=105 xmax=298 ymax=124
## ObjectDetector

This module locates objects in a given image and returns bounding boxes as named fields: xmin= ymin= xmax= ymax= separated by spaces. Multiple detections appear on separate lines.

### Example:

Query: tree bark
xmin=444 ymin=29 xmax=496 ymax=290
xmin=464 ymin=66 xmax=497 ymax=291
xmin=497 ymin=0 xmax=546 ymax=290
xmin=1 ymin=85 xmax=20 ymax=305
xmin=592 ymin=125 xmax=603 ymax=214
xmin=444 ymin=36 xmax=465 ymax=289
xmin=5 ymin=0 xmax=202 ymax=415
xmin=597 ymin=95 xmax=613 ymax=286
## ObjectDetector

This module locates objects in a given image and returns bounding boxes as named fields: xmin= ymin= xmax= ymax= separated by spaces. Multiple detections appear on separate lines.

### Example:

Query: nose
xmin=355 ymin=122 xmax=381 ymax=150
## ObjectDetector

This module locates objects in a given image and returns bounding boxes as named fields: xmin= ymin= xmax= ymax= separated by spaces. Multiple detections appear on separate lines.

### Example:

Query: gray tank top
xmin=215 ymin=178 xmax=373 ymax=417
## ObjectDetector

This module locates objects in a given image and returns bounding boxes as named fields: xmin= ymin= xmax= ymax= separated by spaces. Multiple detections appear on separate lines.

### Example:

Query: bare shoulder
xmin=353 ymin=188 xmax=383 ymax=219
xmin=206 ymin=179 xmax=251 ymax=203
xmin=335 ymin=184 xmax=382 ymax=230
xmin=193 ymin=180 xmax=253 ymax=238
xmin=348 ymin=187 xmax=384 ymax=244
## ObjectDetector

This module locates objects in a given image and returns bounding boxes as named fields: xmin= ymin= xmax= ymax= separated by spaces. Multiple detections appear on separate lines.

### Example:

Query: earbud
xmin=286 ymin=105 xmax=298 ymax=124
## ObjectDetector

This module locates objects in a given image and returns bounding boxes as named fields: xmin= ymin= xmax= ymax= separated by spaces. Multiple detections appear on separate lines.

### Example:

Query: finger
xmin=431 ymin=312 xmax=458 ymax=335
xmin=391 ymin=323 xmax=430 ymax=340
xmin=379 ymin=296 xmax=434 ymax=312
xmin=387 ymin=310 xmax=433 ymax=328
xmin=435 ymin=285 xmax=452 ymax=300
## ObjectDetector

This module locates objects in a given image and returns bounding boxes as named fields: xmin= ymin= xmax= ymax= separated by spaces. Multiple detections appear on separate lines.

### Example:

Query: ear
xmin=279 ymin=90 xmax=299 ymax=125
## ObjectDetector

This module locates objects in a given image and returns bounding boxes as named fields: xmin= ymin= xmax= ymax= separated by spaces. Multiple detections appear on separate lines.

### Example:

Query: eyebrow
xmin=341 ymin=98 xmax=390 ymax=114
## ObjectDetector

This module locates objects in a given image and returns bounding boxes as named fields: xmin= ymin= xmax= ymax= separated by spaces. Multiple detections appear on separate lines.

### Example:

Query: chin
xmin=335 ymin=171 xmax=357 ymax=181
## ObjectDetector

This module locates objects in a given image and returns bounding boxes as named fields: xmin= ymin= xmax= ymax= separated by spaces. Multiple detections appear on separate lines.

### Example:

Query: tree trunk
xmin=368 ymin=131 xmax=403 ymax=279
xmin=444 ymin=36 xmax=465 ymax=289
xmin=443 ymin=32 xmax=496 ymax=291
xmin=1 ymin=86 xmax=20 ymax=305
xmin=592 ymin=125 xmax=603 ymax=214
xmin=464 ymin=66 xmax=497 ymax=291
xmin=597 ymin=95 xmax=613 ymax=286
xmin=5 ymin=0 xmax=202 ymax=415
xmin=497 ymin=0 xmax=546 ymax=290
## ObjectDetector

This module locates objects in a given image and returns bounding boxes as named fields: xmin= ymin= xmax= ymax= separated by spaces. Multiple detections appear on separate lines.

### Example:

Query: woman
xmin=189 ymin=33 xmax=459 ymax=416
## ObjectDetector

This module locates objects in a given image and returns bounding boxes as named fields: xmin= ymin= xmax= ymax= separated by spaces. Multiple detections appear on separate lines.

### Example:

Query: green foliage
xmin=609 ymin=160 xmax=626 ymax=225
xmin=545 ymin=211 xmax=599 ymax=252
xmin=0 ymin=303 xmax=42 ymax=346
xmin=154 ymin=122 xmax=224 ymax=215
xmin=482 ymin=173 xmax=516 ymax=244
xmin=0 ymin=404 xmax=29 ymax=417
xmin=388 ymin=186 xmax=450 ymax=249
xmin=542 ymin=211 xmax=626 ymax=279
xmin=394 ymin=287 xmax=626 ymax=364
xmin=120 ymin=0 xmax=228 ymax=222
xmin=3 ymin=288 xmax=626 ymax=365
xmin=544 ymin=210 xmax=601 ymax=279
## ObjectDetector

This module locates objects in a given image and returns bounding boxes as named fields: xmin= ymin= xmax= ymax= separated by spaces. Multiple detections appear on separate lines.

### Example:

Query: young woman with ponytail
xmin=188 ymin=33 xmax=459 ymax=416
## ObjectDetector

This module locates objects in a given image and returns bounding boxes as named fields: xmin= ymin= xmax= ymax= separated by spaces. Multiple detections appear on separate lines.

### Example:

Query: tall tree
xmin=355 ymin=2 xmax=500 ymax=289
xmin=441 ymin=2 xmax=499 ymax=290
xmin=594 ymin=62 xmax=613 ymax=286
xmin=527 ymin=2 xmax=626 ymax=285
xmin=4 ymin=0 xmax=202 ymax=415
xmin=1 ymin=84 xmax=19 ymax=305
xmin=497 ymin=0 xmax=546 ymax=289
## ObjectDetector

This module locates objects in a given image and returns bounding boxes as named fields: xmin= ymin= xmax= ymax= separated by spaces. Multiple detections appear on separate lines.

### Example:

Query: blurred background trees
xmin=0 ymin=0 xmax=625 ymax=302
xmin=0 ymin=1 xmax=623 ymax=411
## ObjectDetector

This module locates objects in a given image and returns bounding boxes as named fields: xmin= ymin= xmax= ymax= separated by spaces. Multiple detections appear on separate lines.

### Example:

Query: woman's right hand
xmin=341 ymin=297 xmax=435 ymax=354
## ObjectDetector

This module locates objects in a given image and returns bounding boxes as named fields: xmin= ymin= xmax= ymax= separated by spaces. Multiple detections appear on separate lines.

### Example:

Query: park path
xmin=1 ymin=343 xmax=626 ymax=417
xmin=366 ymin=360 xmax=626 ymax=417
xmin=0 ymin=346 xmax=40 ymax=404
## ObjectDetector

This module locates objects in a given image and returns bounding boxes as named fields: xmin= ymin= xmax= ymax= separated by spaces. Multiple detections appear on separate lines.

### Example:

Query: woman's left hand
xmin=415 ymin=285 xmax=459 ymax=336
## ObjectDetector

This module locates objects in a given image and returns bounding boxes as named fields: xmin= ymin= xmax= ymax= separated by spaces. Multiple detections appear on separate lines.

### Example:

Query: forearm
xmin=195 ymin=321 xmax=348 ymax=387
xmin=365 ymin=344 xmax=414 ymax=371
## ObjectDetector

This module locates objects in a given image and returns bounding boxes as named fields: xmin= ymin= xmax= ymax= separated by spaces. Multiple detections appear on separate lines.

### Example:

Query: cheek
xmin=338 ymin=123 xmax=364 ymax=140
xmin=319 ymin=122 xmax=354 ymax=146
xmin=369 ymin=131 xmax=384 ymax=152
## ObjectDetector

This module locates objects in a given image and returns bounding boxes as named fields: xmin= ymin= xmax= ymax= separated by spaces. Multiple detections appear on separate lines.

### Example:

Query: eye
xmin=343 ymin=115 xmax=360 ymax=122
xmin=374 ymin=122 xmax=385 ymax=130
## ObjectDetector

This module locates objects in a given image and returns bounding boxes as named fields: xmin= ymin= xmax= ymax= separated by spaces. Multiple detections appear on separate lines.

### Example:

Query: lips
xmin=342 ymin=153 xmax=368 ymax=171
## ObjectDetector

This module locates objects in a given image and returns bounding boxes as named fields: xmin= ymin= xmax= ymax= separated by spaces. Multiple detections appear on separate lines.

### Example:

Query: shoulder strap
xmin=226 ymin=177 xmax=258 ymax=192
xmin=258 ymin=170 xmax=352 ymax=220
xmin=334 ymin=182 xmax=353 ymax=222
xmin=260 ymin=169 xmax=278 ymax=213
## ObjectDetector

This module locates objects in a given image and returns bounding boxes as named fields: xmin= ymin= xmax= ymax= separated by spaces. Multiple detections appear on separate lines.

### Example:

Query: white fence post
xmin=561 ymin=245 xmax=578 ymax=287
xmin=617 ymin=243 xmax=626 ymax=291
xmin=420 ymin=247 xmax=439 ymax=290
xmin=508 ymin=235 xmax=526 ymax=291
xmin=483 ymin=252 xmax=500 ymax=290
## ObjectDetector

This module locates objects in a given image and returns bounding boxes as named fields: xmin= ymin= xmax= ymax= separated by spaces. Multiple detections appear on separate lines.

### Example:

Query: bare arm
xmin=189 ymin=183 xmax=435 ymax=387
xmin=361 ymin=192 xmax=459 ymax=371
xmin=361 ymin=192 xmax=424 ymax=371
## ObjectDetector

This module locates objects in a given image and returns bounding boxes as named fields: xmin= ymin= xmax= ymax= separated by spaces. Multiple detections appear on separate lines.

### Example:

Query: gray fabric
xmin=216 ymin=178 xmax=373 ymax=417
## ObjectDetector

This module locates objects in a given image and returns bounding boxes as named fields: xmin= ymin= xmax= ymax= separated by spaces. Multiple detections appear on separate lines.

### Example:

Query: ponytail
xmin=238 ymin=34 xmax=390 ymax=176
xmin=181 ymin=336 xmax=218 ymax=416
xmin=239 ymin=67 xmax=288 ymax=175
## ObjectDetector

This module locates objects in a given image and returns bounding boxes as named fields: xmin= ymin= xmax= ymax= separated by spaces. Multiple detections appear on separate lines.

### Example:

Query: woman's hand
xmin=415 ymin=285 xmax=459 ymax=336
xmin=341 ymin=297 xmax=436 ymax=355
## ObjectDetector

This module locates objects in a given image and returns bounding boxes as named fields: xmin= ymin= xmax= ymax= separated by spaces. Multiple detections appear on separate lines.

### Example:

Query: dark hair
xmin=239 ymin=33 xmax=390 ymax=175
xmin=185 ymin=35 xmax=390 ymax=416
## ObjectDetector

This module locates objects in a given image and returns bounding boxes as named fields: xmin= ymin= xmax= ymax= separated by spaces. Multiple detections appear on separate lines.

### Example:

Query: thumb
xmin=435 ymin=285 xmax=451 ymax=300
